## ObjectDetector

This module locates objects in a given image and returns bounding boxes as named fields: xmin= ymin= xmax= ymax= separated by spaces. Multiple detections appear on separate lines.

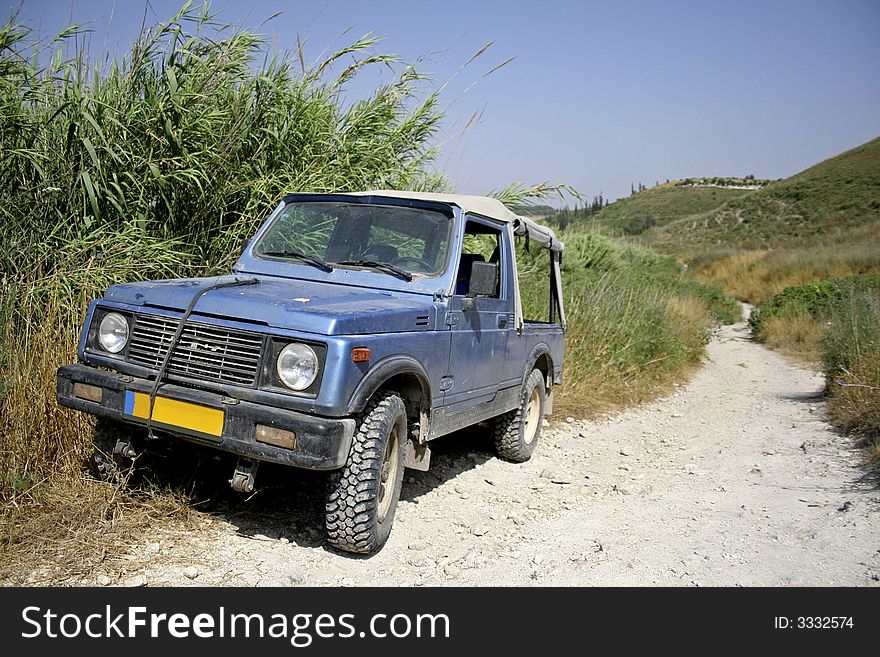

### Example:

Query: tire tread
xmin=325 ymin=392 xmax=406 ymax=554
xmin=493 ymin=369 xmax=545 ymax=462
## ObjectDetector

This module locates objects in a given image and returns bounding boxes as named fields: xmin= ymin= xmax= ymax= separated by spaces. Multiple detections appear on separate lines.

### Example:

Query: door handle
xmin=497 ymin=314 xmax=508 ymax=328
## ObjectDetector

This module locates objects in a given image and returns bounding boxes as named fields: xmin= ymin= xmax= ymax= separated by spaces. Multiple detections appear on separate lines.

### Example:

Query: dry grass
xmin=555 ymin=359 xmax=704 ymax=420
xmin=562 ymin=295 xmax=707 ymax=416
xmin=666 ymin=295 xmax=712 ymax=340
xmin=826 ymin=360 xmax=880 ymax=469
xmin=1 ymin=309 xmax=92 ymax=492
xmin=555 ymin=277 xmax=712 ymax=418
xmin=756 ymin=315 xmax=826 ymax=365
xmin=691 ymin=244 xmax=880 ymax=304
xmin=0 ymin=474 xmax=198 ymax=586
xmin=822 ymin=291 xmax=880 ymax=466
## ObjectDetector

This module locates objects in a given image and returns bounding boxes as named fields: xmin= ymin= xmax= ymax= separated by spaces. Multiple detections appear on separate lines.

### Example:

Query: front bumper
xmin=57 ymin=364 xmax=355 ymax=470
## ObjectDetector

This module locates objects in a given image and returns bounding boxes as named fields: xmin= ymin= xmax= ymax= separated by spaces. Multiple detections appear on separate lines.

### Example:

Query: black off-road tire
xmin=324 ymin=392 xmax=407 ymax=554
xmin=91 ymin=418 xmax=138 ymax=484
xmin=493 ymin=369 xmax=546 ymax=463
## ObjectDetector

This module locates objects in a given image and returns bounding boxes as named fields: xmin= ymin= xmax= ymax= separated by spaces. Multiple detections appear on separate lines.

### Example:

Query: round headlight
xmin=98 ymin=312 xmax=129 ymax=354
xmin=276 ymin=343 xmax=318 ymax=391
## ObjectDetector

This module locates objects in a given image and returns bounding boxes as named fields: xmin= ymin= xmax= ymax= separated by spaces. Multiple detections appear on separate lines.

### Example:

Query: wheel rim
xmin=523 ymin=387 xmax=541 ymax=445
xmin=377 ymin=422 xmax=400 ymax=523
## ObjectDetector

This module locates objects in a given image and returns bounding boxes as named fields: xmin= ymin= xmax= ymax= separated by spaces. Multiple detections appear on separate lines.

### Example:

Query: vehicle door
xmin=443 ymin=215 xmax=519 ymax=410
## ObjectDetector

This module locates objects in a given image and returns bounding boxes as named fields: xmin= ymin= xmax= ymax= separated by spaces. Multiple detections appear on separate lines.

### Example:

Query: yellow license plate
xmin=124 ymin=390 xmax=224 ymax=437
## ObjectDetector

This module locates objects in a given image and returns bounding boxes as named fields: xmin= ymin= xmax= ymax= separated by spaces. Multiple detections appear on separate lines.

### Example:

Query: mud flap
xmin=404 ymin=440 xmax=431 ymax=471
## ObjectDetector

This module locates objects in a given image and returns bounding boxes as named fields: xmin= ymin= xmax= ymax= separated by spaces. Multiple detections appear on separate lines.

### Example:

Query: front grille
xmin=127 ymin=314 xmax=263 ymax=386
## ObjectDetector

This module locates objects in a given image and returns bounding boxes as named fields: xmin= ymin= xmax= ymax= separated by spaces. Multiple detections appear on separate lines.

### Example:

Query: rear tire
xmin=493 ymin=369 xmax=545 ymax=462
xmin=324 ymin=392 xmax=407 ymax=554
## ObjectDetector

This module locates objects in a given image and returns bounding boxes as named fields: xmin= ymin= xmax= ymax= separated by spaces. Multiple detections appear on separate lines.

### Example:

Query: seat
xmin=456 ymin=253 xmax=486 ymax=295
xmin=361 ymin=244 xmax=398 ymax=263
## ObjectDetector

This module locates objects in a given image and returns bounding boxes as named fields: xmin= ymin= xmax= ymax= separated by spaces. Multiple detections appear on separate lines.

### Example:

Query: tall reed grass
xmin=0 ymin=3 xmax=448 ymax=501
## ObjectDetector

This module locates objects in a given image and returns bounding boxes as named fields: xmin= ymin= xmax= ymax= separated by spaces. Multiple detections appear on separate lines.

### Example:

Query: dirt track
xmin=81 ymin=311 xmax=880 ymax=586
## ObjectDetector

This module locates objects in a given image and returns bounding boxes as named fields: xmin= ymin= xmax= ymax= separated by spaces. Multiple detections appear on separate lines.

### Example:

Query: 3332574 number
xmin=775 ymin=617 xmax=854 ymax=629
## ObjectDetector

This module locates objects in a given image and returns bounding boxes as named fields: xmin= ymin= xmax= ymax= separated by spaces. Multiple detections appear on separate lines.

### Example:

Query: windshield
xmin=254 ymin=201 xmax=453 ymax=276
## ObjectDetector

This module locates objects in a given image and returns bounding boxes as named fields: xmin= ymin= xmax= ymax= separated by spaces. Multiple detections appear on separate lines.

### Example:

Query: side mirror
xmin=467 ymin=260 xmax=498 ymax=298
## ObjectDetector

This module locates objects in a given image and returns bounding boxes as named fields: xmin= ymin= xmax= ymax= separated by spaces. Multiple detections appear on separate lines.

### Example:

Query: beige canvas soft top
xmin=343 ymin=190 xmax=566 ymax=331
xmin=345 ymin=190 xmax=563 ymax=252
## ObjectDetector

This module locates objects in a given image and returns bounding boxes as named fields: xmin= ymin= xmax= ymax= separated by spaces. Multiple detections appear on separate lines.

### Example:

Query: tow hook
xmin=230 ymin=459 xmax=259 ymax=493
xmin=113 ymin=438 xmax=137 ymax=459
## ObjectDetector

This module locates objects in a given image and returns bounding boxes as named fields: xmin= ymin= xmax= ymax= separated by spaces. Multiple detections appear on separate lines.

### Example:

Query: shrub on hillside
xmin=622 ymin=214 xmax=656 ymax=235
xmin=749 ymin=275 xmax=880 ymax=333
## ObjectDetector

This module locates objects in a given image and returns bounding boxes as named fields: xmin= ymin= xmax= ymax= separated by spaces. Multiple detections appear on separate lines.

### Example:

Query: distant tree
xmin=557 ymin=211 xmax=569 ymax=231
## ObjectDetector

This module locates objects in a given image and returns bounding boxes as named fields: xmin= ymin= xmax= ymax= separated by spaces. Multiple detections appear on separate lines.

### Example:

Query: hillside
xmin=554 ymin=183 xmax=754 ymax=237
xmin=651 ymin=136 xmax=880 ymax=253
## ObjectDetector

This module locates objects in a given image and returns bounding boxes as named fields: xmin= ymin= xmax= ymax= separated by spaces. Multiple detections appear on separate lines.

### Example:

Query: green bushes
xmin=554 ymin=233 xmax=738 ymax=324
xmin=749 ymin=275 xmax=880 ymax=333
xmin=518 ymin=232 xmax=737 ymax=415
xmin=622 ymin=214 xmax=655 ymax=235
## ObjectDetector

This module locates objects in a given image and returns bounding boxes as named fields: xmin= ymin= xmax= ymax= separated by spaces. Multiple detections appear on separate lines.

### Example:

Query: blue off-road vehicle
xmin=57 ymin=191 xmax=566 ymax=553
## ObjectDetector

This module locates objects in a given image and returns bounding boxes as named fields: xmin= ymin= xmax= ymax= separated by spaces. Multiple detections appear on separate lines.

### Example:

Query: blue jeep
xmin=56 ymin=191 xmax=566 ymax=553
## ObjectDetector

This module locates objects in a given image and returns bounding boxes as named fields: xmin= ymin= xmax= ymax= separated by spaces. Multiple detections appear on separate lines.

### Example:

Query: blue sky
xmin=6 ymin=0 xmax=880 ymax=203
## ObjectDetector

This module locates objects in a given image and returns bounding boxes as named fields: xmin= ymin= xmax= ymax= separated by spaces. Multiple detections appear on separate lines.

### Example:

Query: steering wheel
xmin=393 ymin=256 xmax=434 ymax=272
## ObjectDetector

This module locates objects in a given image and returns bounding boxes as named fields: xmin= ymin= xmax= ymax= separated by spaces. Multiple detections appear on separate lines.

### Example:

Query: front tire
xmin=325 ymin=392 xmax=407 ymax=554
xmin=493 ymin=369 xmax=546 ymax=462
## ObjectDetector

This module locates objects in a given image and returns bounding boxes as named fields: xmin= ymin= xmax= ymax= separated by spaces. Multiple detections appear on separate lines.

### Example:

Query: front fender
xmin=346 ymin=355 xmax=432 ymax=415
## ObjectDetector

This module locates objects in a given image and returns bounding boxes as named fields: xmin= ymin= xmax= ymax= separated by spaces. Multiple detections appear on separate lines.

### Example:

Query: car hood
xmin=104 ymin=275 xmax=439 ymax=335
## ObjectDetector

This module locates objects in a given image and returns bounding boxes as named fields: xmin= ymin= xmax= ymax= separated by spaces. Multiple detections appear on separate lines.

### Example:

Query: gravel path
xmin=103 ymin=311 xmax=880 ymax=587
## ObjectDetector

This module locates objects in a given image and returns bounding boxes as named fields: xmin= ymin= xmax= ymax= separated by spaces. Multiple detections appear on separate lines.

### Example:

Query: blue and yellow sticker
xmin=123 ymin=390 xmax=224 ymax=437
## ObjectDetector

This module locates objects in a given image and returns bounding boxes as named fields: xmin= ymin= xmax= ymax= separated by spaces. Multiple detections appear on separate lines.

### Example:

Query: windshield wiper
xmin=261 ymin=250 xmax=334 ymax=272
xmin=334 ymin=260 xmax=413 ymax=281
